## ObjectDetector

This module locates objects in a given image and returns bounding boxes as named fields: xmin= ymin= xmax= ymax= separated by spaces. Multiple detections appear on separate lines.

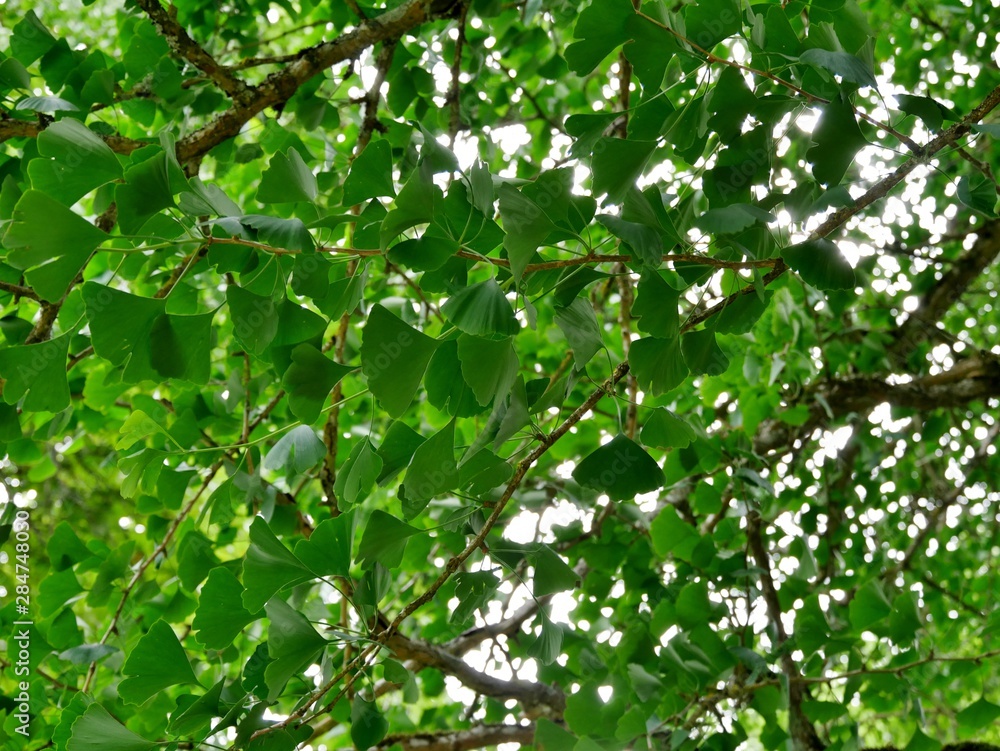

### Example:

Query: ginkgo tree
xmin=0 ymin=0 xmax=999 ymax=750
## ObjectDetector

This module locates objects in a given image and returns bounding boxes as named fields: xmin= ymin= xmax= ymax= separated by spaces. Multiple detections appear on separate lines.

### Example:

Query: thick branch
xmin=754 ymin=355 xmax=1000 ymax=453
xmin=387 ymin=633 xmax=565 ymax=717
xmin=377 ymin=723 xmax=536 ymax=751
xmin=175 ymin=0 xmax=459 ymax=164
xmin=746 ymin=511 xmax=823 ymax=751
xmin=0 ymin=118 xmax=146 ymax=154
xmin=445 ymin=599 xmax=541 ymax=656
xmin=133 ymin=0 xmax=248 ymax=99
xmin=890 ymin=219 xmax=1000 ymax=356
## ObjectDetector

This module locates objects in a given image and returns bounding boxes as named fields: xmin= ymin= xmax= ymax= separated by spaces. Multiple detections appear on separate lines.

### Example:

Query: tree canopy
xmin=0 ymin=0 xmax=999 ymax=750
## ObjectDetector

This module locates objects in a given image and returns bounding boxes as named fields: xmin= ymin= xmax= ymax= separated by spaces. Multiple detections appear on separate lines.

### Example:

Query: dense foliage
xmin=0 ymin=0 xmax=999 ymax=750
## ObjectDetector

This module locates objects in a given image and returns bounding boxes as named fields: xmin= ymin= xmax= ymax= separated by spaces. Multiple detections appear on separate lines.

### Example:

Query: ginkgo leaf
xmin=572 ymin=434 xmax=665 ymax=500
xmin=118 ymin=620 xmax=200 ymax=704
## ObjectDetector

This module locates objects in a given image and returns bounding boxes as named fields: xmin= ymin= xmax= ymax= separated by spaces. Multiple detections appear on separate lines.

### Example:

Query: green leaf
xmin=0 ymin=333 xmax=71 ymax=413
xmin=629 ymin=336 xmax=689 ymax=396
xmin=800 ymin=48 xmax=878 ymax=89
xmin=167 ymin=678 xmax=226 ymax=736
xmin=357 ymin=509 xmax=420 ymax=569
xmin=904 ymin=729 xmax=942 ymax=751
xmin=888 ymin=591 xmax=922 ymax=645
xmin=956 ymin=698 xmax=1000 ymax=730
xmin=675 ymin=580 xmax=713 ymax=629
xmin=709 ymin=290 xmax=773 ymax=334
xmin=361 ymin=305 xmax=440 ymax=418
xmin=281 ymin=343 xmax=355 ymax=424
xmin=227 ymin=286 xmax=280 ymax=354
xmin=116 ymin=149 xmax=185 ymax=234
xmin=627 ymin=663 xmax=664 ymax=702
xmin=592 ymin=139 xmax=656 ymax=204
xmin=442 ymin=278 xmax=520 ymax=338
xmin=848 ymin=579 xmax=892 ymax=631
xmin=681 ymin=329 xmax=730 ymax=377
xmin=802 ymin=700 xmax=848 ymax=723
xmin=28 ymin=119 xmax=123 ymax=205
xmin=806 ymin=96 xmax=867 ymax=186
xmin=459 ymin=449 xmax=513 ymax=495
xmin=696 ymin=204 xmax=775 ymax=235
xmin=387 ymin=236 xmax=459 ymax=272
xmin=59 ymin=643 xmax=117 ymax=665
xmin=554 ymin=297 xmax=605 ymax=369
xmin=565 ymin=112 xmax=620 ymax=159
xmin=263 ymin=424 xmax=326 ymax=475
xmin=650 ymin=506 xmax=699 ymax=559
xmin=193 ymin=567 xmax=263 ymax=649
xmin=380 ymin=164 xmax=439 ymax=248
xmin=82 ymin=283 xmax=213 ymax=384
xmin=256 ymin=148 xmax=318 ymax=204
xmin=2 ymin=190 xmax=107 ymax=302
xmin=572 ymin=434 xmax=665 ymax=500
xmin=376 ymin=421 xmax=426 ymax=486
xmin=68 ymin=704 xmax=155 ymax=751
xmin=119 ymin=620 xmax=199 ymax=704
xmin=263 ymin=598 xmax=328 ymax=700
xmin=0 ymin=57 xmax=31 ymax=90
xmin=294 ymin=510 xmax=356 ymax=578
xmin=564 ymin=0 xmax=635 ymax=75
xmin=468 ymin=160 xmax=495 ymax=216
xmin=527 ymin=609 xmax=564 ymax=665
xmin=781 ymin=238 xmax=856 ymax=290
xmin=633 ymin=272 xmax=680 ymax=338
xmin=11 ymin=12 xmax=57 ymax=66
xmin=641 ymin=409 xmax=696 ymax=450
xmin=241 ymin=214 xmax=315 ymax=252
xmin=596 ymin=214 xmax=662 ymax=267
xmin=453 ymin=570 xmax=501 ymax=624
xmin=15 ymin=95 xmax=79 ymax=112
xmin=401 ymin=419 xmax=459 ymax=518
xmin=532 ymin=544 xmax=580 ymax=596
xmin=242 ymin=516 xmax=316 ymax=612
xmin=457 ymin=334 xmax=519 ymax=407
xmin=536 ymin=718 xmax=578 ymax=751
xmin=351 ymin=696 xmax=389 ymax=749
xmin=498 ymin=184 xmax=556 ymax=281
xmin=895 ymin=94 xmax=958 ymax=132
xmin=957 ymin=175 xmax=997 ymax=216
xmin=333 ymin=438 xmax=383 ymax=506
xmin=116 ymin=410 xmax=171 ymax=451
xmin=343 ymin=139 xmax=395 ymax=204
xmin=685 ymin=0 xmax=741 ymax=48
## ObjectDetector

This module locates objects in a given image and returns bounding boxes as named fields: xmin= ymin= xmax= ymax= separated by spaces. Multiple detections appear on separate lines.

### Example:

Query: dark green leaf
xmin=68 ymin=704 xmax=155 ymax=751
xmin=119 ymin=620 xmax=199 ymax=704
xmin=442 ymin=277 xmax=520 ymax=338
xmin=401 ymin=419 xmax=458 ymax=518
xmin=572 ymin=434 xmax=665 ymax=500
xmin=256 ymin=148 xmax=318 ymax=204
xmin=361 ymin=305 xmax=440 ymax=417
xmin=357 ymin=510 xmax=420 ymax=569
xmin=3 ymin=190 xmax=107 ymax=302
xmin=781 ymin=238 xmax=856 ymax=290
xmin=242 ymin=516 xmax=316 ymax=611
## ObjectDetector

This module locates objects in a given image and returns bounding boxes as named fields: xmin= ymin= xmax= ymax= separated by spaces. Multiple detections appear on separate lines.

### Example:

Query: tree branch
xmin=377 ymin=723 xmax=536 ymax=751
xmin=746 ymin=511 xmax=824 ymax=751
xmin=387 ymin=633 xmax=565 ymax=717
xmin=754 ymin=355 xmax=1000 ymax=454
xmin=0 ymin=118 xmax=146 ymax=154
xmin=175 ymin=0 xmax=462 ymax=165
xmin=133 ymin=0 xmax=248 ymax=100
